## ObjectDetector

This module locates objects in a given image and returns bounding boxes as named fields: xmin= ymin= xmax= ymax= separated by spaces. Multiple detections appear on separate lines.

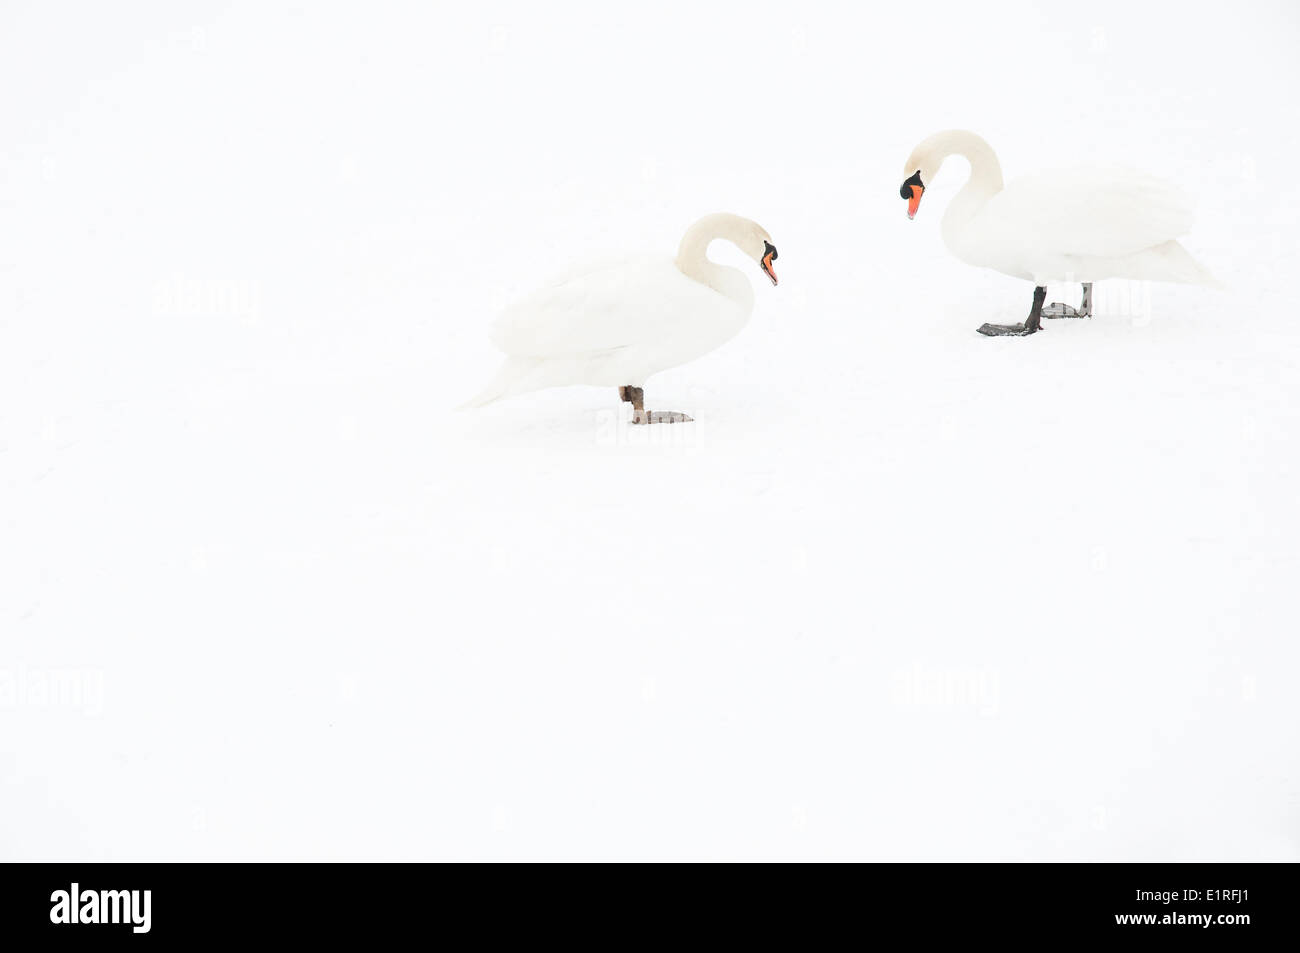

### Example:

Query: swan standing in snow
xmin=465 ymin=213 xmax=778 ymax=423
xmin=899 ymin=130 xmax=1214 ymax=336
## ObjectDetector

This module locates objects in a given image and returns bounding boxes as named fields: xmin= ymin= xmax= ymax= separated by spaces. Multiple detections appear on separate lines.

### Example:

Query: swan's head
xmin=724 ymin=216 xmax=778 ymax=285
xmin=900 ymin=136 xmax=947 ymax=219
xmin=900 ymin=130 xmax=997 ymax=220
xmin=735 ymin=220 xmax=779 ymax=286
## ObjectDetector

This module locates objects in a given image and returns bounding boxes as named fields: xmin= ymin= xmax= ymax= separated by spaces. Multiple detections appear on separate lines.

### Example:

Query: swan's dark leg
xmin=1044 ymin=281 xmax=1093 ymax=319
xmin=618 ymin=386 xmax=646 ymax=424
xmin=619 ymin=385 xmax=692 ymax=425
xmin=978 ymin=286 xmax=1047 ymax=337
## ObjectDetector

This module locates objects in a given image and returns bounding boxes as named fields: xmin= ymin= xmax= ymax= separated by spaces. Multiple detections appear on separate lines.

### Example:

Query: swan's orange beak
xmin=900 ymin=171 xmax=925 ymax=220
xmin=761 ymin=250 xmax=778 ymax=286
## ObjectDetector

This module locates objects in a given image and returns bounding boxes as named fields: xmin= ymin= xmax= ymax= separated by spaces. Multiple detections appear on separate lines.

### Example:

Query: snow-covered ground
xmin=2 ymin=1 xmax=1297 ymax=860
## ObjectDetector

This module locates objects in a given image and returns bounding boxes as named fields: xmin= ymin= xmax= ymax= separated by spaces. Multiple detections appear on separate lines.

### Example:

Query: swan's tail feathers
xmin=1155 ymin=241 xmax=1223 ymax=288
xmin=1181 ymin=250 xmax=1224 ymax=290
xmin=457 ymin=358 xmax=542 ymax=410
xmin=1196 ymin=264 xmax=1227 ymax=291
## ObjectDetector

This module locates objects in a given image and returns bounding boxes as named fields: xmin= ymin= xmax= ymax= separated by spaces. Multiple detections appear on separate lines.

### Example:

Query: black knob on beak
xmin=899 ymin=171 xmax=924 ymax=199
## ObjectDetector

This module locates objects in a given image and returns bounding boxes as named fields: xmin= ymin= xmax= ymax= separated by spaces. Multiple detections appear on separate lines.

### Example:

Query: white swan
xmin=899 ymin=130 xmax=1215 ymax=336
xmin=464 ymin=213 xmax=777 ymax=422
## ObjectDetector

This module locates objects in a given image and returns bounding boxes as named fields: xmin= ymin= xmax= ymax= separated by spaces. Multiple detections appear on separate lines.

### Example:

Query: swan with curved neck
xmin=900 ymin=130 xmax=1214 ymax=336
xmin=465 ymin=213 xmax=778 ymax=423
xmin=677 ymin=212 xmax=778 ymax=291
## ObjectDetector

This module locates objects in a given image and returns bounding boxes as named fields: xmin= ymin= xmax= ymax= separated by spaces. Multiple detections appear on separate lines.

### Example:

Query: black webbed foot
xmin=978 ymin=286 xmax=1047 ymax=337
xmin=977 ymin=322 xmax=1039 ymax=337
xmin=1042 ymin=302 xmax=1083 ymax=319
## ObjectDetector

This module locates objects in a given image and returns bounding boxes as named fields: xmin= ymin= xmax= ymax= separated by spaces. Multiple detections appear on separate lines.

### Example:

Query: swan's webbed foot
xmin=1044 ymin=282 xmax=1093 ymax=320
xmin=620 ymin=386 xmax=693 ymax=425
xmin=977 ymin=321 xmax=1039 ymax=337
xmin=633 ymin=410 xmax=693 ymax=425
xmin=977 ymin=285 xmax=1047 ymax=338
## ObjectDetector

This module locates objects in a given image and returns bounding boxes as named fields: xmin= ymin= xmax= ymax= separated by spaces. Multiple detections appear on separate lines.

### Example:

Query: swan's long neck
xmin=675 ymin=214 xmax=750 ymax=297
xmin=931 ymin=131 xmax=1005 ymax=239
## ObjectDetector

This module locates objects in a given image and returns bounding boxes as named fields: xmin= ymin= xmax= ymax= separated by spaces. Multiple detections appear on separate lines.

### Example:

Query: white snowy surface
xmin=2 ymin=1 xmax=1298 ymax=860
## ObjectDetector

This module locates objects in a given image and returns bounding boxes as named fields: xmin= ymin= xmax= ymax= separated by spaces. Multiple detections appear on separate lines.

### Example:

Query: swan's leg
xmin=1044 ymin=281 xmax=1093 ymax=319
xmin=619 ymin=385 xmax=647 ymax=424
xmin=977 ymin=285 xmax=1046 ymax=337
xmin=620 ymin=385 xmax=693 ymax=425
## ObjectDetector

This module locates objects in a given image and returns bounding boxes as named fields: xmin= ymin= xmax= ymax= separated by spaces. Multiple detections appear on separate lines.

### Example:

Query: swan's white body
xmin=466 ymin=214 xmax=773 ymax=407
xmin=905 ymin=130 xmax=1214 ymax=287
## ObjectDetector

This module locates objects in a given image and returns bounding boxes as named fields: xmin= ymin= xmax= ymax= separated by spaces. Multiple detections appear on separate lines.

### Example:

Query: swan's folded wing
xmin=989 ymin=167 xmax=1196 ymax=258
xmin=489 ymin=258 xmax=724 ymax=359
